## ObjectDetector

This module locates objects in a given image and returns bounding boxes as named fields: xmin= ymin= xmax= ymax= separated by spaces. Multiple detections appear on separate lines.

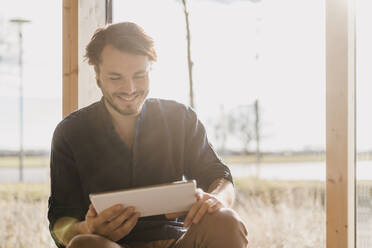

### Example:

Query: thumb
xmin=86 ymin=204 xmax=98 ymax=217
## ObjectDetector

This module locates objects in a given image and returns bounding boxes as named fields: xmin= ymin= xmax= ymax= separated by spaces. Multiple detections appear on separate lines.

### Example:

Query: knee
xmin=192 ymin=208 xmax=248 ymax=247
xmin=208 ymin=209 xmax=246 ymax=230
xmin=67 ymin=234 xmax=116 ymax=248
xmin=201 ymin=208 xmax=248 ymax=238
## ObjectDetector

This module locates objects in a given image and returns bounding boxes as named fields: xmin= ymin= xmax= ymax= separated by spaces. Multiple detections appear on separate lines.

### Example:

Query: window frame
xmin=62 ymin=0 xmax=357 ymax=247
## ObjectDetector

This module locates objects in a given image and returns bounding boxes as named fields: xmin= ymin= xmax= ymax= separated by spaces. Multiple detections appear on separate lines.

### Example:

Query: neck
xmin=104 ymin=99 xmax=138 ymax=127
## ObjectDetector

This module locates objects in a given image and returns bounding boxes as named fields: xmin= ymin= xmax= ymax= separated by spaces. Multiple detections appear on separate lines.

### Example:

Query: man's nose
xmin=121 ymin=79 xmax=136 ymax=94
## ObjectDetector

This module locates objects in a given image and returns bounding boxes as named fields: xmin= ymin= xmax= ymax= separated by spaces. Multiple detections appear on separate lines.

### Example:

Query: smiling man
xmin=48 ymin=22 xmax=248 ymax=248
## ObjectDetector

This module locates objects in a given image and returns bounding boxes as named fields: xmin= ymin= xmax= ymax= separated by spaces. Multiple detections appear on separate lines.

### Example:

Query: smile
xmin=117 ymin=94 xmax=138 ymax=102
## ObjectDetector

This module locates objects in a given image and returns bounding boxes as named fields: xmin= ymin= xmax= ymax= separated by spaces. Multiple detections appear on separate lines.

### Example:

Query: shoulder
xmin=144 ymin=98 xmax=201 ymax=134
xmin=145 ymin=98 xmax=195 ymax=118
xmin=53 ymin=101 xmax=102 ymax=138
xmin=145 ymin=98 xmax=188 ymax=111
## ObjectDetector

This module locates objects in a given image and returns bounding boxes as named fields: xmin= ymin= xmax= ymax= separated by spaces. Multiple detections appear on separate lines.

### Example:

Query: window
xmin=0 ymin=0 xmax=61 ymax=246
xmin=113 ymin=0 xmax=326 ymax=246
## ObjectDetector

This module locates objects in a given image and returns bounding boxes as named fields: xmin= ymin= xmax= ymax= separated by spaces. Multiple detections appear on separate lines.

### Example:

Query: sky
xmin=0 ymin=0 xmax=371 ymax=153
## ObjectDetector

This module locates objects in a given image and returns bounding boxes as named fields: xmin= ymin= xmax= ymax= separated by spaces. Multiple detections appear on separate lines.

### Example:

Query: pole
xmin=10 ymin=18 xmax=30 ymax=182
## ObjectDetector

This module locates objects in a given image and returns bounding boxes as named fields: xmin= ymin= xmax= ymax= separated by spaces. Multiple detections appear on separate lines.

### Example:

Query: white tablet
xmin=89 ymin=180 xmax=197 ymax=218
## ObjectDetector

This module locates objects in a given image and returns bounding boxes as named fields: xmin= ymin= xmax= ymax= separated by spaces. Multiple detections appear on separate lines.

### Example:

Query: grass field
xmin=0 ymin=179 xmax=328 ymax=248
xmin=0 ymin=183 xmax=54 ymax=248
xmin=4 ymin=179 xmax=372 ymax=247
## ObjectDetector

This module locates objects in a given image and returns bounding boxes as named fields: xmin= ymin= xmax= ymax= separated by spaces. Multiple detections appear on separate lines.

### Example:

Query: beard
xmin=103 ymin=90 xmax=148 ymax=116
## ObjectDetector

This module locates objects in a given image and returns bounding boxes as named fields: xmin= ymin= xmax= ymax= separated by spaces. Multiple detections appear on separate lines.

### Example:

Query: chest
xmin=115 ymin=127 xmax=135 ymax=149
xmin=73 ymin=113 xmax=186 ymax=195
xmin=112 ymin=119 xmax=137 ymax=150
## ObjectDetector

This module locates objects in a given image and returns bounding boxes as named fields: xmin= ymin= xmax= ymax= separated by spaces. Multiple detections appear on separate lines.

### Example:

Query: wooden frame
xmin=326 ymin=0 xmax=356 ymax=247
xmin=62 ymin=0 xmax=78 ymax=118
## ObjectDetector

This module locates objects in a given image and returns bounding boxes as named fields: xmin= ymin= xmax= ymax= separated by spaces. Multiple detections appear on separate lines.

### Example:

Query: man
xmin=48 ymin=22 xmax=248 ymax=248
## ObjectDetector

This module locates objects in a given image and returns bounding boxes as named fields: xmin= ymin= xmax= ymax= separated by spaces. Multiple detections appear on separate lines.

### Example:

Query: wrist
xmin=75 ymin=220 xmax=90 ymax=235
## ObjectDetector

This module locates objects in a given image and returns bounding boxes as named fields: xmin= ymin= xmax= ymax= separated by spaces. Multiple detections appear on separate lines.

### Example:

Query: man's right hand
xmin=84 ymin=204 xmax=140 ymax=241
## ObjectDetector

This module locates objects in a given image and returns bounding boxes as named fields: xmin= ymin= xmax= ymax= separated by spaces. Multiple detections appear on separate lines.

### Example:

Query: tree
xmin=254 ymin=99 xmax=262 ymax=177
xmin=228 ymin=101 xmax=263 ymax=177
xmin=210 ymin=105 xmax=229 ymax=154
xmin=228 ymin=105 xmax=254 ymax=155
xmin=181 ymin=0 xmax=195 ymax=109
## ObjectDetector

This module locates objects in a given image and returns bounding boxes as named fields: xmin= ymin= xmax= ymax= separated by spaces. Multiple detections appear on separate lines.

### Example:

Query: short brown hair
xmin=85 ymin=22 xmax=157 ymax=72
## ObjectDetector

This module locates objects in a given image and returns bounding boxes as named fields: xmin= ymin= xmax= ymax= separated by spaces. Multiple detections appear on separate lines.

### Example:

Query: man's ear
xmin=95 ymin=74 xmax=102 ymax=88
xmin=94 ymin=66 xmax=101 ymax=88
xmin=96 ymin=78 xmax=101 ymax=88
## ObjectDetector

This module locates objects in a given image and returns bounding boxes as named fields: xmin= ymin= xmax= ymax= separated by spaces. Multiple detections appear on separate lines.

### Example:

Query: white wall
xmin=78 ymin=0 xmax=105 ymax=108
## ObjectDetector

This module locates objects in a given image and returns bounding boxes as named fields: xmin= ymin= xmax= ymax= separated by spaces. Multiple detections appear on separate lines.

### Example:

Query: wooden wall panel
xmin=62 ymin=0 xmax=79 ymax=118
xmin=326 ymin=0 xmax=356 ymax=247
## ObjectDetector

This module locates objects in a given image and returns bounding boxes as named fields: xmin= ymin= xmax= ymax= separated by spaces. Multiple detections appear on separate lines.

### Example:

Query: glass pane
xmin=0 ymin=0 xmax=61 ymax=246
xmin=114 ymin=0 xmax=325 ymax=247
xmin=356 ymin=0 xmax=372 ymax=247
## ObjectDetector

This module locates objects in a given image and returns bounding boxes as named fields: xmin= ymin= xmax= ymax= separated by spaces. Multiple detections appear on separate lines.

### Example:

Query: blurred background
xmin=0 ymin=0 xmax=371 ymax=247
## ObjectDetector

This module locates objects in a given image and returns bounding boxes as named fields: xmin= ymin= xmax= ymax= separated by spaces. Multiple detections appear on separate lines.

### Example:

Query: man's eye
xmin=134 ymin=75 xmax=146 ymax=80
xmin=109 ymin=77 xmax=120 ymax=80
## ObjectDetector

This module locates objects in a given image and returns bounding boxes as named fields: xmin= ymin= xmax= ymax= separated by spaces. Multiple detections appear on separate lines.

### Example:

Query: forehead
xmin=99 ymin=45 xmax=149 ymax=73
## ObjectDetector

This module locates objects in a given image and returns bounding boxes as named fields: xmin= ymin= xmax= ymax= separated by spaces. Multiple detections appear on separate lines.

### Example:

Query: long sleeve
xmin=48 ymin=123 xmax=86 ymax=248
xmin=183 ymin=107 xmax=233 ymax=191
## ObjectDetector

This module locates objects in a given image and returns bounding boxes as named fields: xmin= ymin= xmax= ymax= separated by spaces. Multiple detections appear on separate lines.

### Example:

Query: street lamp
xmin=9 ymin=18 xmax=31 ymax=182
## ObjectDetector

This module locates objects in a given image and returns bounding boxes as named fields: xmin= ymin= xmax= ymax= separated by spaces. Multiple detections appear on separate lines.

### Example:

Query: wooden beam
xmin=326 ymin=0 xmax=356 ymax=247
xmin=62 ymin=0 xmax=79 ymax=118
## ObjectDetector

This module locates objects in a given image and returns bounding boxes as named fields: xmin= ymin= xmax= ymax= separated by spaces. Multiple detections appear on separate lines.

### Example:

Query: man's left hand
xmin=182 ymin=188 xmax=225 ymax=227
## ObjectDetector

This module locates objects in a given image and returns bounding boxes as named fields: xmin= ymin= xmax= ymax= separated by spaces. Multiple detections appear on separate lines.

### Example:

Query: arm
xmin=49 ymin=123 xmax=140 ymax=247
xmin=48 ymin=123 xmax=87 ymax=248
xmin=184 ymin=108 xmax=235 ymax=225
xmin=166 ymin=107 xmax=235 ymax=225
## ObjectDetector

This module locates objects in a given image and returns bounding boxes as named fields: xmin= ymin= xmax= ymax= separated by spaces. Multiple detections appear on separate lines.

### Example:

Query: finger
xmin=105 ymin=207 xmax=135 ymax=233
xmin=165 ymin=211 xmax=187 ymax=220
xmin=184 ymin=199 xmax=203 ymax=227
xmin=108 ymin=212 xmax=140 ymax=241
xmin=193 ymin=199 xmax=213 ymax=224
xmin=96 ymin=204 xmax=124 ymax=225
xmin=86 ymin=204 xmax=97 ymax=217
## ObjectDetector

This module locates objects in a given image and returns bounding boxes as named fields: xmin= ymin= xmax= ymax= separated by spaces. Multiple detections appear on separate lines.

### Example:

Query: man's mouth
xmin=116 ymin=94 xmax=139 ymax=102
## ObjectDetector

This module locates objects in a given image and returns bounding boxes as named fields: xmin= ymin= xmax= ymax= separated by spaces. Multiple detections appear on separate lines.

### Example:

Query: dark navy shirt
xmin=48 ymin=97 xmax=233 ymax=248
